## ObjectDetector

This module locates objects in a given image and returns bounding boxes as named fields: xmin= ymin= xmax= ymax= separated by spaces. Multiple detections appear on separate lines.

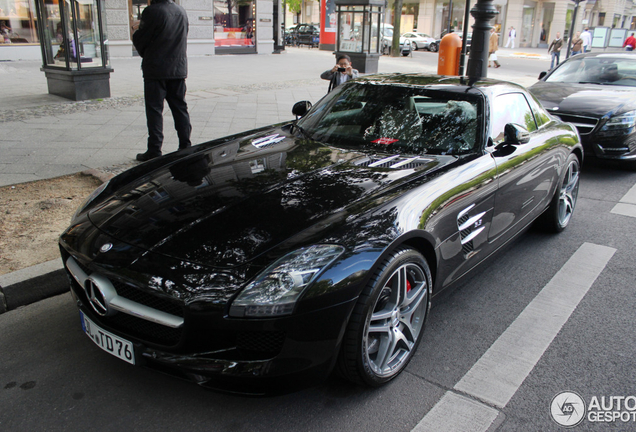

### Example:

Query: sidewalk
xmin=0 ymin=44 xmax=580 ymax=312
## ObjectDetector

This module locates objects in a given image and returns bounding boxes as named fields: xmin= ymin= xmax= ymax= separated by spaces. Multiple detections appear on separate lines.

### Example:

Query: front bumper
xmin=63 ymin=251 xmax=358 ymax=395
xmin=581 ymin=132 xmax=636 ymax=161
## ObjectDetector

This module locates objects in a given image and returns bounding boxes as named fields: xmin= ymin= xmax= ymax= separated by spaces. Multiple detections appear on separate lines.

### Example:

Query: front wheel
xmin=337 ymin=247 xmax=432 ymax=386
xmin=538 ymin=153 xmax=580 ymax=232
xmin=429 ymin=42 xmax=438 ymax=52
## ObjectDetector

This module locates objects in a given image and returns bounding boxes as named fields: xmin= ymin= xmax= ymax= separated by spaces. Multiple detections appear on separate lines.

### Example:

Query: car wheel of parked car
xmin=337 ymin=247 xmax=431 ymax=386
xmin=539 ymin=153 xmax=580 ymax=232
xmin=412 ymin=42 xmax=419 ymax=50
xmin=428 ymin=42 xmax=438 ymax=52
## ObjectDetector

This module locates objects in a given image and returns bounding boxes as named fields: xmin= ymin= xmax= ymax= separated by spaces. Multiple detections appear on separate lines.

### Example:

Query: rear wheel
xmin=538 ymin=153 xmax=580 ymax=232
xmin=337 ymin=247 xmax=431 ymax=386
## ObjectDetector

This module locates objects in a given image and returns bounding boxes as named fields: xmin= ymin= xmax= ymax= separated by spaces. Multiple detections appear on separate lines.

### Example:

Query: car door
xmin=487 ymin=92 xmax=561 ymax=242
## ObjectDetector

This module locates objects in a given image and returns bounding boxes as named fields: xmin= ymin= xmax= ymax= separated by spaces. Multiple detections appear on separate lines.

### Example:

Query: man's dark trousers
xmin=144 ymin=78 xmax=192 ymax=156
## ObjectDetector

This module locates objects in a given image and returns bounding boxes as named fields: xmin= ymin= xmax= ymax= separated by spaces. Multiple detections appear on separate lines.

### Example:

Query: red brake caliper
xmin=406 ymin=278 xmax=412 ymax=293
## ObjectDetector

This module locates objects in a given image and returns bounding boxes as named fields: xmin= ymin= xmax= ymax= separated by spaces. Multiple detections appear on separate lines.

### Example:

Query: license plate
xmin=80 ymin=311 xmax=135 ymax=365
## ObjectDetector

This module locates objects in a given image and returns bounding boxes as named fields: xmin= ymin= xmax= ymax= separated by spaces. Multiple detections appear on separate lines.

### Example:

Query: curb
xmin=0 ymin=259 xmax=68 ymax=314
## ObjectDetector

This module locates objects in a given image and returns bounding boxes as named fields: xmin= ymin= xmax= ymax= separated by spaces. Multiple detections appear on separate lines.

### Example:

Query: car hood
xmin=530 ymin=81 xmax=636 ymax=117
xmin=87 ymin=126 xmax=451 ymax=269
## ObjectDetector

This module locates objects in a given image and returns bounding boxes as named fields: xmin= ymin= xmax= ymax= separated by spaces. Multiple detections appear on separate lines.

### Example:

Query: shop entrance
xmin=214 ymin=0 xmax=256 ymax=54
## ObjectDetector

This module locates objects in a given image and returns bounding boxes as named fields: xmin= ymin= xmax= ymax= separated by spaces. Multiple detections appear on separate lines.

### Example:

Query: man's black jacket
xmin=132 ymin=0 xmax=188 ymax=80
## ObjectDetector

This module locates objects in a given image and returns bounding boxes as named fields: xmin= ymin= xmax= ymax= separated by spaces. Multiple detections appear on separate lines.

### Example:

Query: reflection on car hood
xmin=530 ymin=81 xmax=636 ymax=117
xmin=88 ymin=126 xmax=452 ymax=268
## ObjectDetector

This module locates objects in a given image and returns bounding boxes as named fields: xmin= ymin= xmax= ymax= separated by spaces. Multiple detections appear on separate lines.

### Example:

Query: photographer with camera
xmin=321 ymin=54 xmax=359 ymax=92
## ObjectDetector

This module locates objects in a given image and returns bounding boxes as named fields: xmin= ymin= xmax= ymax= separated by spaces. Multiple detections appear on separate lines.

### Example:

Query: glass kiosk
xmin=35 ymin=0 xmax=112 ymax=100
xmin=334 ymin=0 xmax=383 ymax=73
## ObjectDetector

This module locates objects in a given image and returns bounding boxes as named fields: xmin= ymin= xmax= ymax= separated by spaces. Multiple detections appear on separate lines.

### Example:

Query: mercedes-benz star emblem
xmin=100 ymin=243 xmax=113 ymax=253
xmin=85 ymin=277 xmax=108 ymax=316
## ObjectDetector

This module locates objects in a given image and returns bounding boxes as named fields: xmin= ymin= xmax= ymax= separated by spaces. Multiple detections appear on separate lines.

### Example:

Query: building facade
xmin=0 ymin=0 xmax=634 ymax=61
xmin=0 ymin=0 xmax=283 ymax=60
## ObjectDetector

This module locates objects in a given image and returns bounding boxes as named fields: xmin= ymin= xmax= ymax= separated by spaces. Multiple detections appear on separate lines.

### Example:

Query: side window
xmin=526 ymin=93 xmax=551 ymax=127
xmin=490 ymin=93 xmax=538 ymax=143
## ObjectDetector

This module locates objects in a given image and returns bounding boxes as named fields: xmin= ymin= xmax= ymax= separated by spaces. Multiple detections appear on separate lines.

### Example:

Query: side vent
xmin=457 ymin=204 xmax=486 ymax=256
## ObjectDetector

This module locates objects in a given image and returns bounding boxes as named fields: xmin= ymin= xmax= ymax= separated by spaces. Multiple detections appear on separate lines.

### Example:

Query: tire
xmin=412 ymin=42 xmax=419 ymax=50
xmin=337 ymin=247 xmax=432 ymax=386
xmin=538 ymin=153 xmax=580 ymax=232
xmin=429 ymin=42 xmax=438 ymax=53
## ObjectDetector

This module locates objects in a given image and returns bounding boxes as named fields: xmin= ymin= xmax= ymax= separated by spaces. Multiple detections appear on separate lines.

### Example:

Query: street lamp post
xmin=566 ymin=0 xmax=582 ymax=59
xmin=466 ymin=0 xmax=498 ymax=79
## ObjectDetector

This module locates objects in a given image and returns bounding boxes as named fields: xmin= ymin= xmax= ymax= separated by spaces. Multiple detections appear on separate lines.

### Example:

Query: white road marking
xmin=611 ymin=182 xmax=636 ymax=218
xmin=412 ymin=243 xmax=616 ymax=432
xmin=412 ymin=392 xmax=499 ymax=432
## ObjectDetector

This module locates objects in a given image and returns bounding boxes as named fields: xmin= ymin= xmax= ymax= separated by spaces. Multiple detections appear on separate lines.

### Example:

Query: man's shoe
xmin=136 ymin=152 xmax=161 ymax=162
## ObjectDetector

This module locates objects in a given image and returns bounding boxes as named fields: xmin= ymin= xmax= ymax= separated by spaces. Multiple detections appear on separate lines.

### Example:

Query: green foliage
xmin=285 ymin=0 xmax=302 ymax=14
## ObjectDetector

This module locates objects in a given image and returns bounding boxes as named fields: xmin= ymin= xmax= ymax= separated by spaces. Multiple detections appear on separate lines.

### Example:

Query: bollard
xmin=437 ymin=33 xmax=462 ymax=76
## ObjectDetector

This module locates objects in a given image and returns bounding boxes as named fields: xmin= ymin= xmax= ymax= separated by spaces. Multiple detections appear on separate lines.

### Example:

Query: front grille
xmin=103 ymin=312 xmax=182 ymax=346
xmin=237 ymin=331 xmax=285 ymax=353
xmin=549 ymin=111 xmax=598 ymax=135
xmin=65 ymin=255 xmax=185 ymax=347
xmin=114 ymin=281 xmax=184 ymax=318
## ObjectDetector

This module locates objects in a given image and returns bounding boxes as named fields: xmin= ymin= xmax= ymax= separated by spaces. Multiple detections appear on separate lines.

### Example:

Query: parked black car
xmin=530 ymin=52 xmax=636 ymax=165
xmin=60 ymin=75 xmax=582 ymax=395
xmin=295 ymin=23 xmax=320 ymax=47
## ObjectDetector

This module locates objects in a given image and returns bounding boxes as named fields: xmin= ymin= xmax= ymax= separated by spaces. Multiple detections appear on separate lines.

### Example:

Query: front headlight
xmin=72 ymin=180 xmax=110 ymax=220
xmin=601 ymin=110 xmax=636 ymax=132
xmin=229 ymin=245 xmax=344 ymax=318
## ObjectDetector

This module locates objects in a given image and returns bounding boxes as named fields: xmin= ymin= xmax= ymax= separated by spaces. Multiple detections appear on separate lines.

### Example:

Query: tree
xmin=285 ymin=0 xmax=302 ymax=23
xmin=391 ymin=0 xmax=403 ymax=57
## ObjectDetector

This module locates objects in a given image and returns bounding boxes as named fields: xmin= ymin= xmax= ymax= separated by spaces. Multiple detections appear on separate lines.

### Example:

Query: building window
xmin=0 ymin=0 xmax=39 ymax=44
xmin=214 ymin=0 xmax=256 ymax=54
xmin=599 ymin=12 xmax=605 ymax=27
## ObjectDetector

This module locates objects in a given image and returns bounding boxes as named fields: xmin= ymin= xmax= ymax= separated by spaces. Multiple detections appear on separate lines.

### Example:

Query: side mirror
xmin=292 ymin=101 xmax=312 ymax=119
xmin=503 ymin=123 xmax=530 ymax=144
xmin=538 ymin=71 xmax=547 ymax=80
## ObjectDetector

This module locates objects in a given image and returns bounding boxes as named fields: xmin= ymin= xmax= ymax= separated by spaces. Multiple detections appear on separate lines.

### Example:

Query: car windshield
xmin=296 ymin=82 xmax=482 ymax=156
xmin=546 ymin=56 xmax=636 ymax=86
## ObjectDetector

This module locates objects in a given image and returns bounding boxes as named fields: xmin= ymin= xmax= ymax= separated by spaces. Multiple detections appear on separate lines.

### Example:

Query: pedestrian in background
xmin=505 ymin=26 xmax=516 ymax=49
xmin=132 ymin=0 xmax=192 ymax=162
xmin=488 ymin=28 xmax=500 ymax=68
xmin=548 ymin=32 xmax=563 ymax=69
xmin=581 ymin=28 xmax=592 ymax=53
xmin=321 ymin=54 xmax=359 ymax=92
xmin=571 ymin=31 xmax=583 ymax=55
xmin=624 ymin=33 xmax=636 ymax=51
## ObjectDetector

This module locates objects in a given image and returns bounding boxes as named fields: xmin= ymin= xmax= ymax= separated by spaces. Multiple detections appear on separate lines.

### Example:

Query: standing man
xmin=321 ymin=54 xmax=359 ymax=92
xmin=488 ymin=28 xmax=501 ymax=68
xmin=571 ymin=31 xmax=583 ymax=55
xmin=505 ymin=26 xmax=516 ymax=49
xmin=581 ymin=28 xmax=592 ymax=53
xmin=548 ymin=32 xmax=563 ymax=69
xmin=132 ymin=0 xmax=192 ymax=162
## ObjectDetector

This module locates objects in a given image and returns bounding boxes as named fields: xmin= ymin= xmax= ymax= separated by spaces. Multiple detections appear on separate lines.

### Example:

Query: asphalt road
xmin=2 ymin=55 xmax=636 ymax=431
